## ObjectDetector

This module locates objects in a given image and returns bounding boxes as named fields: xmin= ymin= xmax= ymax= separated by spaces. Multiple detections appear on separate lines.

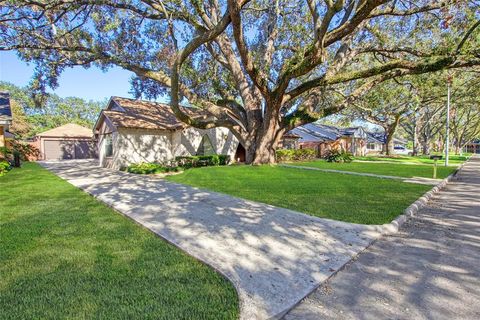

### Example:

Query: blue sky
xmin=0 ymin=51 xmax=135 ymax=101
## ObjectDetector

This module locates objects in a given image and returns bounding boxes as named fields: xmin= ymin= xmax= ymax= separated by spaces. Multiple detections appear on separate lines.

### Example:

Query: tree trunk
xmin=385 ymin=132 xmax=395 ymax=156
xmin=412 ymin=121 xmax=419 ymax=156
xmin=384 ymin=115 xmax=401 ymax=156
xmin=238 ymin=105 xmax=283 ymax=165
xmin=422 ymin=139 xmax=431 ymax=155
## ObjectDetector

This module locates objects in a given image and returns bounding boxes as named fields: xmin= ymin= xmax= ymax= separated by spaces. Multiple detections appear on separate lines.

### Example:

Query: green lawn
xmin=295 ymin=160 xmax=457 ymax=179
xmin=355 ymin=154 xmax=469 ymax=166
xmin=0 ymin=163 xmax=238 ymax=320
xmin=167 ymin=165 xmax=431 ymax=225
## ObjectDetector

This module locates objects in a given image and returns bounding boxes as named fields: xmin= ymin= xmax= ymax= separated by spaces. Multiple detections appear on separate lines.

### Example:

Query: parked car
xmin=394 ymin=145 xmax=413 ymax=156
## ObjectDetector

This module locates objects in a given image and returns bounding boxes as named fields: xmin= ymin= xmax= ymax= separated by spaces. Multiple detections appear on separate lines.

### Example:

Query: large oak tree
xmin=1 ymin=0 xmax=480 ymax=163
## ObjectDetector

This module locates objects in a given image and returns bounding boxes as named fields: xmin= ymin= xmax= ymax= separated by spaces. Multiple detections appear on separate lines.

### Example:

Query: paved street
xmin=285 ymin=156 xmax=480 ymax=320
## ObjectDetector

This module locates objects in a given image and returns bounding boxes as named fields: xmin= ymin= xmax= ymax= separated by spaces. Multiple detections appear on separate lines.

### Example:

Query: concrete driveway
xmin=40 ymin=160 xmax=383 ymax=319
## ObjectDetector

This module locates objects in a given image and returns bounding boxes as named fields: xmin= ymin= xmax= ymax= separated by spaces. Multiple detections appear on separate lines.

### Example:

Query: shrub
xmin=276 ymin=149 xmax=295 ymax=162
xmin=276 ymin=148 xmax=316 ymax=162
xmin=0 ymin=160 xmax=12 ymax=177
xmin=126 ymin=163 xmax=167 ymax=174
xmin=218 ymin=154 xmax=231 ymax=165
xmin=292 ymin=148 xmax=316 ymax=161
xmin=175 ymin=154 xmax=230 ymax=168
xmin=325 ymin=149 xmax=353 ymax=163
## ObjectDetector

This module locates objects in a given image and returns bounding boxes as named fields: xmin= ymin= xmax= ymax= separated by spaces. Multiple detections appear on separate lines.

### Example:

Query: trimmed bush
xmin=325 ymin=149 xmax=353 ymax=163
xmin=175 ymin=155 xmax=230 ymax=168
xmin=126 ymin=163 xmax=167 ymax=174
xmin=218 ymin=154 xmax=231 ymax=165
xmin=0 ymin=160 xmax=12 ymax=177
xmin=276 ymin=149 xmax=295 ymax=162
xmin=276 ymin=148 xmax=316 ymax=162
xmin=293 ymin=148 xmax=316 ymax=161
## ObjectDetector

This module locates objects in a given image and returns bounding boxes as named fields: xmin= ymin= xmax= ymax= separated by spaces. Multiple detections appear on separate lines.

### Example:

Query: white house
xmin=93 ymin=97 xmax=240 ymax=169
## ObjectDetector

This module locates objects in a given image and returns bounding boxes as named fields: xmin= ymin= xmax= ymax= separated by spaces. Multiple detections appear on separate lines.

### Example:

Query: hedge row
xmin=126 ymin=154 xmax=231 ymax=174
xmin=175 ymin=155 xmax=231 ymax=168
xmin=275 ymin=148 xmax=316 ymax=162
xmin=126 ymin=163 xmax=181 ymax=174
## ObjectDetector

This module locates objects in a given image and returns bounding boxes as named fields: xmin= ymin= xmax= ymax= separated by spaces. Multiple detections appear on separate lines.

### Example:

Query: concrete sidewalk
xmin=284 ymin=156 xmax=480 ymax=320
xmin=40 ymin=160 xmax=383 ymax=320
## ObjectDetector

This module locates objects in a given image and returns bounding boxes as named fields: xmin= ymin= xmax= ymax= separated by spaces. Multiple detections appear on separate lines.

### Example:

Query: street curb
xmin=374 ymin=159 xmax=469 ymax=235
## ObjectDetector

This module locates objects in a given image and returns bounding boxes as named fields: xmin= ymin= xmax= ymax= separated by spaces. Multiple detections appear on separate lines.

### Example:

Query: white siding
xmin=98 ymin=122 xmax=239 ymax=169
xmin=172 ymin=127 xmax=238 ymax=159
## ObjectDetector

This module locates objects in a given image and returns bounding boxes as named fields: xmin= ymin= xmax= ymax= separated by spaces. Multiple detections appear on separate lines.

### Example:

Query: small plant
xmin=325 ymin=149 xmax=353 ymax=163
xmin=0 ymin=160 xmax=12 ymax=177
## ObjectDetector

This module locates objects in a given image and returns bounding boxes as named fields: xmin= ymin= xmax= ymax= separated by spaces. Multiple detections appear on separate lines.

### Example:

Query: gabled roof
xmin=95 ymin=96 xmax=205 ymax=131
xmin=288 ymin=123 xmax=367 ymax=143
xmin=366 ymin=131 xmax=385 ymax=144
xmin=365 ymin=131 xmax=408 ymax=145
xmin=0 ymin=92 xmax=13 ymax=123
xmin=36 ymin=123 xmax=93 ymax=138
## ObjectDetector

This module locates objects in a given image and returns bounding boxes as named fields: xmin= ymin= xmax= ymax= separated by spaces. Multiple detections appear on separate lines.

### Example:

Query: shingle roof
xmin=0 ymin=92 xmax=12 ymax=121
xmin=36 ymin=123 xmax=93 ymax=138
xmin=99 ymin=97 xmax=205 ymax=131
xmin=288 ymin=123 xmax=366 ymax=143
xmin=366 ymin=132 xmax=385 ymax=144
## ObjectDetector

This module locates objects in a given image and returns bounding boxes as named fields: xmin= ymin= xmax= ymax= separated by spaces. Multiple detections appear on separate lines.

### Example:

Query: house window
xmin=104 ymin=134 xmax=113 ymax=157
xmin=196 ymin=134 xmax=215 ymax=156
xmin=367 ymin=143 xmax=376 ymax=150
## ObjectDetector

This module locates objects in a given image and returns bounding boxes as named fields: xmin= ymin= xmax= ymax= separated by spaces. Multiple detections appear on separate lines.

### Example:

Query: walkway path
xmin=40 ymin=160 xmax=383 ymax=320
xmin=284 ymin=156 xmax=480 ymax=320
xmin=280 ymin=164 xmax=442 ymax=185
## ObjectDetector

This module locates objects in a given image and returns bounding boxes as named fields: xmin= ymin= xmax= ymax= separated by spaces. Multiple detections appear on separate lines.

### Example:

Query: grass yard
xmin=355 ymin=154 xmax=469 ymax=166
xmin=167 ymin=165 xmax=432 ymax=225
xmin=295 ymin=159 xmax=457 ymax=179
xmin=0 ymin=163 xmax=238 ymax=320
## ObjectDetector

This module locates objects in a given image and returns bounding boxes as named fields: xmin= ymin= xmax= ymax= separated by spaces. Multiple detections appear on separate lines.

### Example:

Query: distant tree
xmin=2 ymin=1 xmax=480 ymax=163
xmin=347 ymin=79 xmax=417 ymax=155
xmin=401 ymin=70 xmax=480 ymax=155
xmin=0 ymin=82 xmax=104 ymax=137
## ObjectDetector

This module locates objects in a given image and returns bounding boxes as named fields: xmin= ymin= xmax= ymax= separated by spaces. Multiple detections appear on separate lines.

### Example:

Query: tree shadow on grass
xmin=0 ymin=165 xmax=239 ymax=320
xmin=37 ymin=160 xmax=390 ymax=319
xmin=284 ymin=162 xmax=480 ymax=320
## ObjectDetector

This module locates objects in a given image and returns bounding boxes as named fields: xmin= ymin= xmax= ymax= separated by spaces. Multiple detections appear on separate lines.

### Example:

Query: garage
xmin=35 ymin=123 xmax=97 ymax=160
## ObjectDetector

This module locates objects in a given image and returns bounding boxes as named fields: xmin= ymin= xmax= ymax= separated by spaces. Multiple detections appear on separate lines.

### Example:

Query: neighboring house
xmin=34 ymin=123 xmax=97 ymax=160
xmin=93 ymin=97 xmax=239 ymax=169
xmin=283 ymin=123 xmax=368 ymax=157
xmin=366 ymin=132 xmax=385 ymax=154
xmin=0 ymin=92 xmax=13 ymax=148
xmin=465 ymin=139 xmax=480 ymax=154
xmin=365 ymin=131 xmax=409 ymax=154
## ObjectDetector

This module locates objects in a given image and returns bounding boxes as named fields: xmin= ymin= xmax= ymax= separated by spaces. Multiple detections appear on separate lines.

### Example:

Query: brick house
xmin=282 ymin=123 xmax=368 ymax=157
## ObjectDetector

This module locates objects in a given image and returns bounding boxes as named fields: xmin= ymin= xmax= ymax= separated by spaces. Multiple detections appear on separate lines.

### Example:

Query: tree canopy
xmin=1 ymin=0 xmax=480 ymax=163
xmin=0 ymin=82 xmax=104 ymax=138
